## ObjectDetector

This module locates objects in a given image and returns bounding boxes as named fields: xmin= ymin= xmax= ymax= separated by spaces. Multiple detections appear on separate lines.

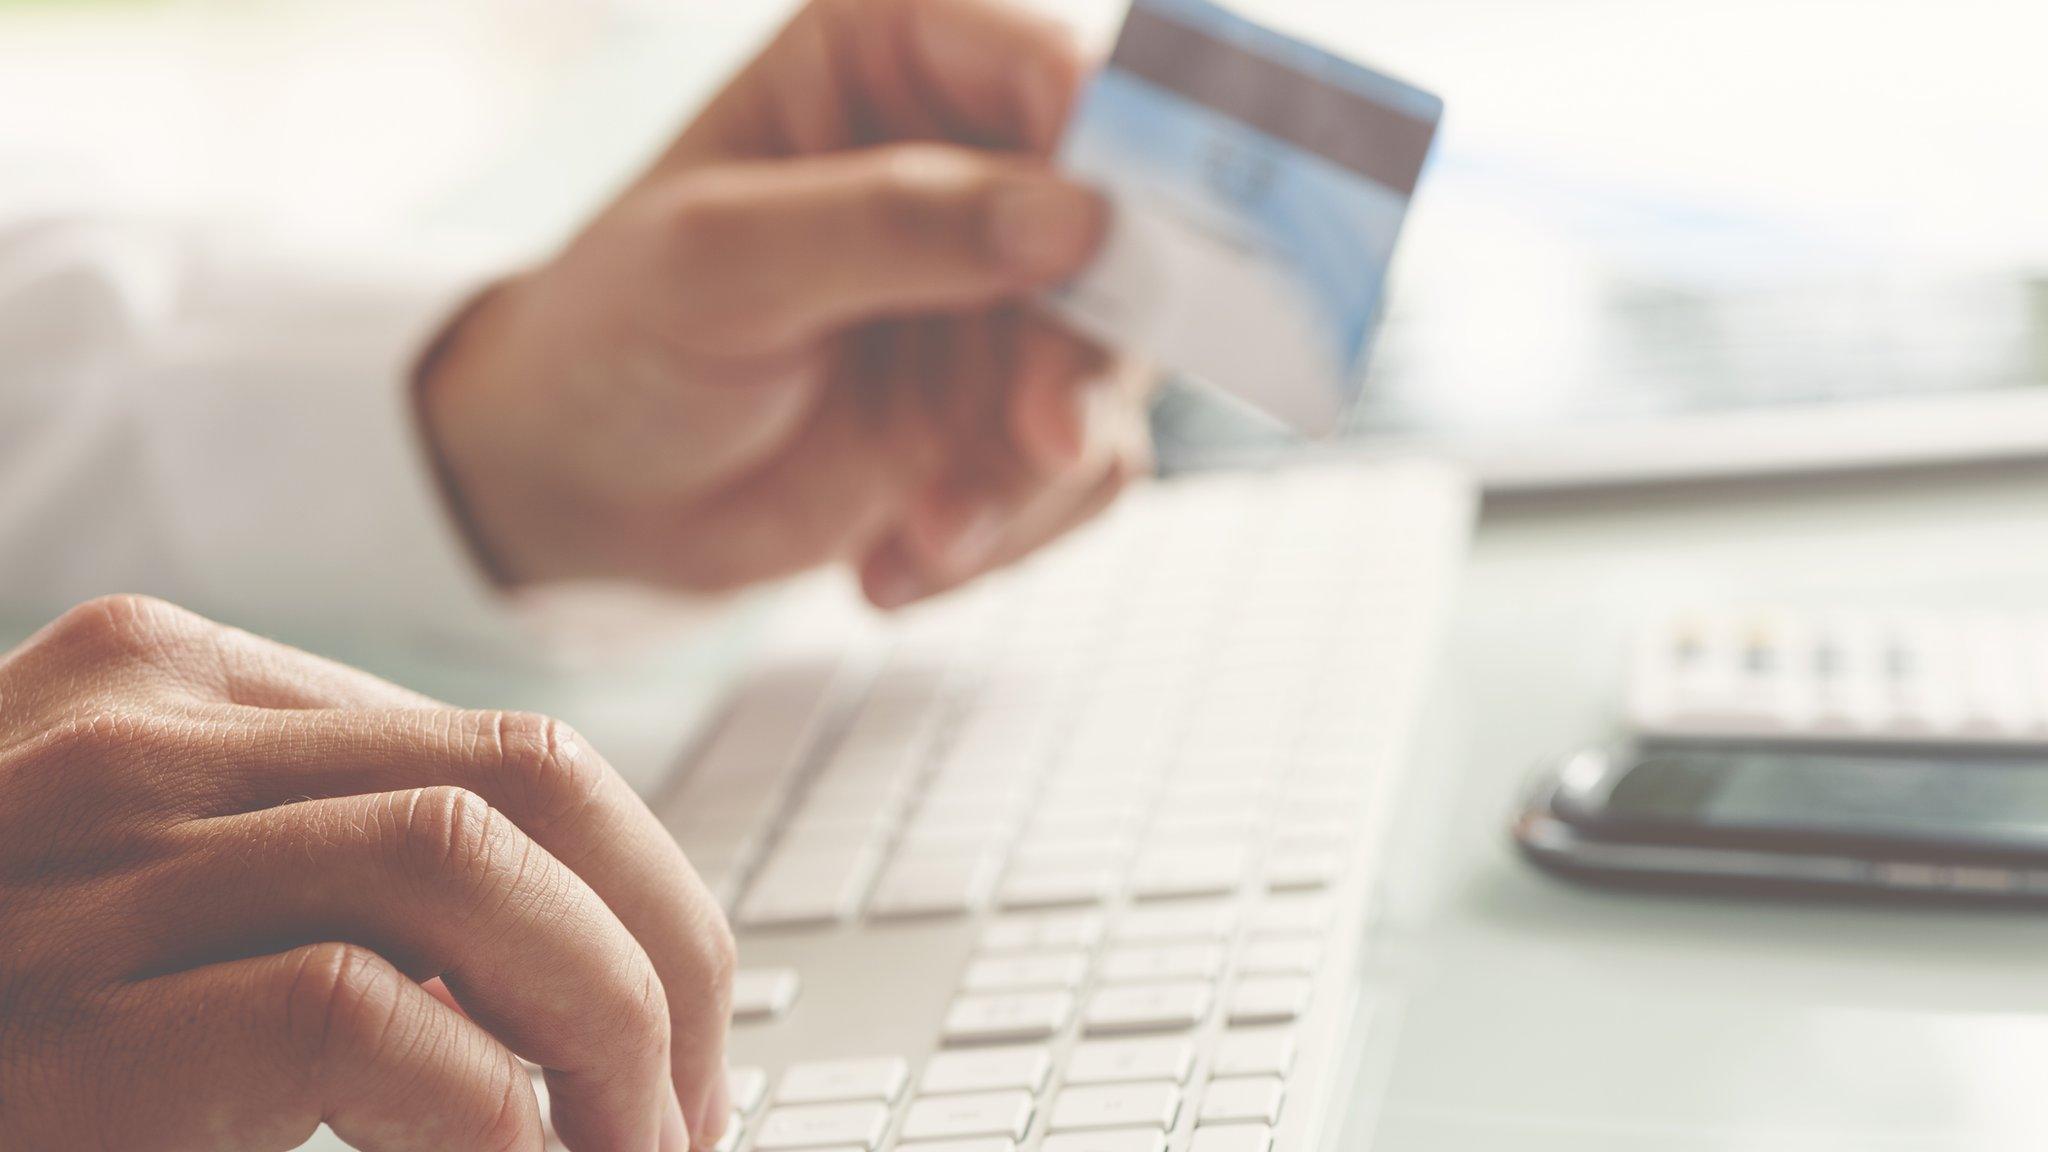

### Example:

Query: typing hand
xmin=418 ymin=0 xmax=1152 ymax=609
xmin=0 ymin=597 xmax=736 ymax=1152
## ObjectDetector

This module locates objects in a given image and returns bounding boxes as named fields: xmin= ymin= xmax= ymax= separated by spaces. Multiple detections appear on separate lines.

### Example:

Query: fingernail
xmin=868 ymin=563 xmax=923 ymax=611
xmin=1069 ymin=377 xmax=1117 ymax=463
xmin=663 ymin=1088 xmax=691 ymax=1152
xmin=1062 ymin=379 xmax=1101 ymax=463
xmin=992 ymin=178 xmax=1106 ymax=281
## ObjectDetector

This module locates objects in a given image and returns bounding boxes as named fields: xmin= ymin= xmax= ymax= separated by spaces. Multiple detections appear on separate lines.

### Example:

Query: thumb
xmin=664 ymin=144 xmax=1107 ymax=344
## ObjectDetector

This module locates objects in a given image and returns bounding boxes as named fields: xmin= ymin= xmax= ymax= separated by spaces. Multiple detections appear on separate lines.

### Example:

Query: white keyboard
xmin=598 ymin=461 xmax=1472 ymax=1152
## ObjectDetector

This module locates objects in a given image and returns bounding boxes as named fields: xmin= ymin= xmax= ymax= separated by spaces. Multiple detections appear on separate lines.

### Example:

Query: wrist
xmin=413 ymin=272 xmax=567 ymax=589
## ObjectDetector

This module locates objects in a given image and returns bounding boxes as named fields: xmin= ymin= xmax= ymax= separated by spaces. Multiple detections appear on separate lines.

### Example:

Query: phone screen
xmin=1604 ymin=750 xmax=2048 ymax=844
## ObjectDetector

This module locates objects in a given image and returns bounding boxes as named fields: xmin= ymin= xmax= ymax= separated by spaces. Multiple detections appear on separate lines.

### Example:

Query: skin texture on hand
xmin=0 ymin=596 xmax=736 ymax=1152
xmin=419 ymin=0 xmax=1155 ymax=610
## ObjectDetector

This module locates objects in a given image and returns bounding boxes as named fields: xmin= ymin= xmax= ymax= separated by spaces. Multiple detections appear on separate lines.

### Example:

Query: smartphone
xmin=1512 ymin=742 xmax=2048 ymax=902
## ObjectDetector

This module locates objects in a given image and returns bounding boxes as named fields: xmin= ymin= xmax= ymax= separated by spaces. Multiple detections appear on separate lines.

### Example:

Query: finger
xmin=1007 ymin=314 xmax=1114 ymax=475
xmin=883 ymin=0 xmax=1091 ymax=151
xmin=660 ymin=145 xmax=1105 ymax=349
xmin=155 ymin=787 xmax=684 ymax=1152
xmin=915 ymin=314 xmax=1105 ymax=560
xmin=170 ymin=708 xmax=737 ymax=1148
xmin=863 ymin=457 xmax=1139 ymax=610
xmin=659 ymin=329 xmax=954 ymax=590
xmin=114 ymin=942 xmax=541 ymax=1152
xmin=900 ymin=333 xmax=1146 ymax=575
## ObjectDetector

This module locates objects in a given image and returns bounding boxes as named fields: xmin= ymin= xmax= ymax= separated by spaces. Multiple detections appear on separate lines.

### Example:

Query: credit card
xmin=1052 ymin=0 xmax=1443 ymax=437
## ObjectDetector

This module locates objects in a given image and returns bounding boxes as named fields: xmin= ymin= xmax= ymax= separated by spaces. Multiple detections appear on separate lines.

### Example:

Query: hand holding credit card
xmin=1051 ymin=0 xmax=1443 ymax=437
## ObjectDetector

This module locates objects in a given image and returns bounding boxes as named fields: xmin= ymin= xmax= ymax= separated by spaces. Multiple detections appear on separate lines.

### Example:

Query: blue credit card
xmin=1051 ymin=0 xmax=1443 ymax=436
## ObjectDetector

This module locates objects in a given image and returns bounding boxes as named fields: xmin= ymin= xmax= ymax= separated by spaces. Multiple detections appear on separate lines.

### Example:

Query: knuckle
xmin=392 ymin=785 xmax=510 ymax=893
xmin=872 ymin=146 xmax=992 ymax=252
xmin=280 ymin=942 xmax=403 ymax=1070
xmin=40 ymin=594 xmax=193 ymax=658
xmin=663 ymin=180 xmax=750 ymax=276
xmin=479 ymin=1061 xmax=538 ymax=1152
xmin=664 ymin=184 xmax=724 ymax=250
xmin=619 ymin=953 xmax=672 ymax=1062
xmin=480 ymin=711 xmax=605 ymax=837
xmin=659 ymin=176 xmax=798 ymax=346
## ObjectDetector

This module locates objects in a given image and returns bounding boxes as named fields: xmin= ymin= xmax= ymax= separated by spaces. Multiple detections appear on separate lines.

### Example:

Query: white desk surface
xmin=1346 ymin=460 xmax=2048 ymax=1150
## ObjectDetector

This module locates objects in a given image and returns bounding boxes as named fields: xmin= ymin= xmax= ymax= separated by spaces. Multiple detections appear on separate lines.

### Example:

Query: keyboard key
xmin=1064 ymin=1037 xmax=1196 ymax=1085
xmin=711 ymin=1114 xmax=744 ymax=1152
xmin=899 ymin=817 xmax=1023 ymax=852
xmin=869 ymin=856 xmax=1000 ymax=919
xmin=1097 ymin=944 xmax=1225 ymax=984
xmin=660 ymin=661 xmax=840 ymax=817
xmin=1245 ymin=897 xmax=1332 ymax=939
xmin=781 ymin=804 xmax=893 ymax=842
xmin=1039 ymin=1133 xmax=1167 ymax=1152
xmin=893 ymin=1140 xmax=1016 ymax=1152
xmin=920 ymin=1047 xmax=1053 ymax=1095
xmin=728 ymin=1065 xmax=770 ymax=1114
xmin=943 ymin=991 xmax=1075 ymax=1045
xmin=1189 ymin=1124 xmax=1274 ymax=1152
xmin=1228 ymin=978 xmax=1309 ymax=1026
xmin=739 ymin=852 xmax=880 ymax=928
xmin=899 ymin=1091 xmax=1036 ymax=1141
xmin=753 ymin=1102 xmax=891 ymax=1150
xmin=962 ymin=952 xmax=1090 ymax=993
xmin=1264 ymin=850 xmax=1343 ymax=891
xmin=1048 ymin=1083 xmax=1182 ymax=1132
xmin=1197 ymin=1077 xmax=1286 ymax=1125
xmin=732 ymin=969 xmax=801 ymax=1023
xmin=1129 ymin=846 xmax=1250 ymax=900
xmin=1082 ymin=982 xmax=1214 ymax=1036
xmin=1235 ymin=940 xmax=1321 ymax=977
xmin=1211 ymin=1030 xmax=1296 ymax=1078
xmin=998 ymin=866 xmax=1121 ymax=909
xmin=1111 ymin=903 xmax=1238 ymax=944
xmin=776 ymin=1057 xmax=909 ymax=1105
xmin=733 ymin=877 xmax=868 ymax=934
xmin=1025 ymin=805 xmax=1146 ymax=840
xmin=980 ymin=912 xmax=1105 ymax=953
xmin=1130 ymin=844 xmax=1253 ymax=897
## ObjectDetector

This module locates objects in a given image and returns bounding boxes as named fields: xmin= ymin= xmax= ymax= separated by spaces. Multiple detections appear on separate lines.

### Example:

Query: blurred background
xmin=7 ymin=0 xmax=2044 ymax=250
xmin=7 ymin=0 xmax=2045 ymax=451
